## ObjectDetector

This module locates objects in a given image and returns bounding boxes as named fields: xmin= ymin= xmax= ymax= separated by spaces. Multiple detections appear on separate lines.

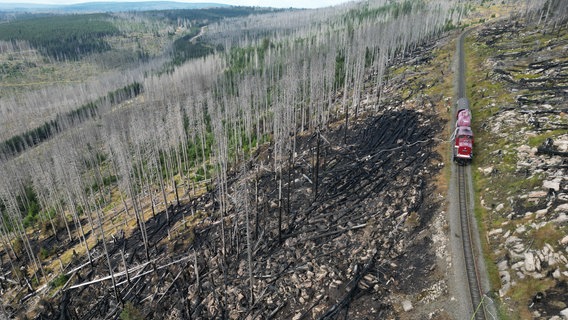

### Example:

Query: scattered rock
xmin=499 ymin=270 xmax=511 ymax=297
xmin=550 ymin=300 xmax=567 ymax=310
xmin=543 ymin=180 xmax=561 ymax=192
xmin=479 ymin=23 xmax=568 ymax=313
xmin=402 ymin=300 xmax=413 ymax=312
xmin=517 ymin=145 xmax=532 ymax=153
xmin=554 ymin=213 xmax=568 ymax=224
xmin=536 ymin=208 xmax=549 ymax=219
xmin=488 ymin=228 xmax=503 ymax=237
xmin=525 ymin=252 xmax=536 ymax=272
xmin=528 ymin=191 xmax=548 ymax=199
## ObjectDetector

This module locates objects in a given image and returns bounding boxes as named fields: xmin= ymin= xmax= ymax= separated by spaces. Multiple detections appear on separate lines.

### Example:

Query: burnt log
xmin=536 ymin=146 xmax=568 ymax=157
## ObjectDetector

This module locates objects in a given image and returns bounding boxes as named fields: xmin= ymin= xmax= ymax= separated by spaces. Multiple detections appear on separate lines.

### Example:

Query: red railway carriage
xmin=453 ymin=126 xmax=473 ymax=165
xmin=453 ymin=97 xmax=473 ymax=165
xmin=456 ymin=108 xmax=471 ymax=127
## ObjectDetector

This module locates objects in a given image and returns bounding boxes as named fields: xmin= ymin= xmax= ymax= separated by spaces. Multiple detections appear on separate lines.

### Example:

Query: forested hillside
xmin=0 ymin=14 xmax=119 ymax=60
xmin=0 ymin=6 xmax=265 ymax=146
xmin=0 ymin=0 xmax=566 ymax=319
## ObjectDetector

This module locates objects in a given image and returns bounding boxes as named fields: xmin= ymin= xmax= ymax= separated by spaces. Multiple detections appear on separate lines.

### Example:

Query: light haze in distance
xmin=0 ymin=0 xmax=353 ymax=9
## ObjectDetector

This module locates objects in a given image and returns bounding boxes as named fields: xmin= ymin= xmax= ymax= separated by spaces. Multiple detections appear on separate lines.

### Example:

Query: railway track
xmin=456 ymin=165 xmax=486 ymax=320
xmin=455 ymin=28 xmax=489 ymax=320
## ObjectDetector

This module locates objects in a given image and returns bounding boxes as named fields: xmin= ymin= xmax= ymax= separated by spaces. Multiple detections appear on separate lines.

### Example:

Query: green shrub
xmin=120 ymin=302 xmax=144 ymax=320
xmin=50 ymin=274 xmax=69 ymax=289
xmin=39 ymin=247 xmax=50 ymax=260
xmin=12 ymin=237 xmax=23 ymax=257
xmin=22 ymin=211 xmax=38 ymax=228
xmin=40 ymin=219 xmax=52 ymax=235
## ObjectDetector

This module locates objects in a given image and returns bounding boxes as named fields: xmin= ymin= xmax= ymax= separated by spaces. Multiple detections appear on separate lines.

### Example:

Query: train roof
xmin=457 ymin=108 xmax=471 ymax=120
xmin=457 ymin=97 xmax=469 ymax=111
xmin=456 ymin=126 xmax=473 ymax=136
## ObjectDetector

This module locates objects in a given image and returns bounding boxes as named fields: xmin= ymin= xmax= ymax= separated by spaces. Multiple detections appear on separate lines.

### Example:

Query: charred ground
xmin=29 ymin=102 xmax=448 ymax=319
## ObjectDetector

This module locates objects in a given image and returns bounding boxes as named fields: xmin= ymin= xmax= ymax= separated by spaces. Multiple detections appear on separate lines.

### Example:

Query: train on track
xmin=452 ymin=97 xmax=473 ymax=165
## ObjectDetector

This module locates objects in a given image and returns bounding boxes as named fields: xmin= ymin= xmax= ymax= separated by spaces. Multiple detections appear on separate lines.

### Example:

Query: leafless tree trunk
xmin=92 ymin=191 xmax=121 ymax=304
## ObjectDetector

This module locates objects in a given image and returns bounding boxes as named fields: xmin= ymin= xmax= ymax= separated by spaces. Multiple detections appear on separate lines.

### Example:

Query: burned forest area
xmin=0 ymin=0 xmax=474 ymax=318
xmin=35 ymin=105 xmax=445 ymax=318
xmin=4 ymin=0 xmax=568 ymax=318
xmin=19 ymin=46 xmax=448 ymax=320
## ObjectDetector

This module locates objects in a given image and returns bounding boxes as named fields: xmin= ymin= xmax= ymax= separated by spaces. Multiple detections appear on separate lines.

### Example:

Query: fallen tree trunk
xmin=537 ymin=146 xmax=568 ymax=157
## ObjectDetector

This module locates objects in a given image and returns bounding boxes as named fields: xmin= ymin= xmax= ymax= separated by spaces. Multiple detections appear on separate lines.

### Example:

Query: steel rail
xmin=456 ymin=28 xmax=488 ymax=320
xmin=457 ymin=165 xmax=486 ymax=320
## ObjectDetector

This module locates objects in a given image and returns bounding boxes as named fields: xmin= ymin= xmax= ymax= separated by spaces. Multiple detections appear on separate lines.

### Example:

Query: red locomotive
xmin=453 ymin=98 xmax=473 ymax=165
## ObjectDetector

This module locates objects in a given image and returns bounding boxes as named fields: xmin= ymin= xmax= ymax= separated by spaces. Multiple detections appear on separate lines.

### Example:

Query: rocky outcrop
xmin=474 ymin=19 xmax=568 ymax=319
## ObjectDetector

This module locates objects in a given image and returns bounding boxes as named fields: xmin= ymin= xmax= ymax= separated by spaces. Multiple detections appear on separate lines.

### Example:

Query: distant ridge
xmin=0 ymin=1 xmax=230 ymax=13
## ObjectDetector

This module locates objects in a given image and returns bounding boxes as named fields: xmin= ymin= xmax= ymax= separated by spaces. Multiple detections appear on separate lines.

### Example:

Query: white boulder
xmin=402 ymin=300 xmax=413 ymax=312
xmin=525 ymin=252 xmax=536 ymax=272
xmin=543 ymin=180 xmax=561 ymax=191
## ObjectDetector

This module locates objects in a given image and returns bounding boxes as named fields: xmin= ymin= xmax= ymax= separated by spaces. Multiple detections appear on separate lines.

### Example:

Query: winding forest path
xmin=189 ymin=26 xmax=206 ymax=43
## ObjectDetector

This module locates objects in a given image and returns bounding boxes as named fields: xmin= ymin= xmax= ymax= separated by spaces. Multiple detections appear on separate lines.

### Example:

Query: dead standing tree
xmin=3 ymin=1 xmax=476 ymax=318
xmin=0 ymin=163 xmax=44 ymax=285
xmin=104 ymin=117 xmax=151 ymax=264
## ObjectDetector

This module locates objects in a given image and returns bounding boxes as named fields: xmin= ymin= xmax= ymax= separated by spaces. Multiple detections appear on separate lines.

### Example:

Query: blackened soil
xmin=25 ymin=105 xmax=446 ymax=320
